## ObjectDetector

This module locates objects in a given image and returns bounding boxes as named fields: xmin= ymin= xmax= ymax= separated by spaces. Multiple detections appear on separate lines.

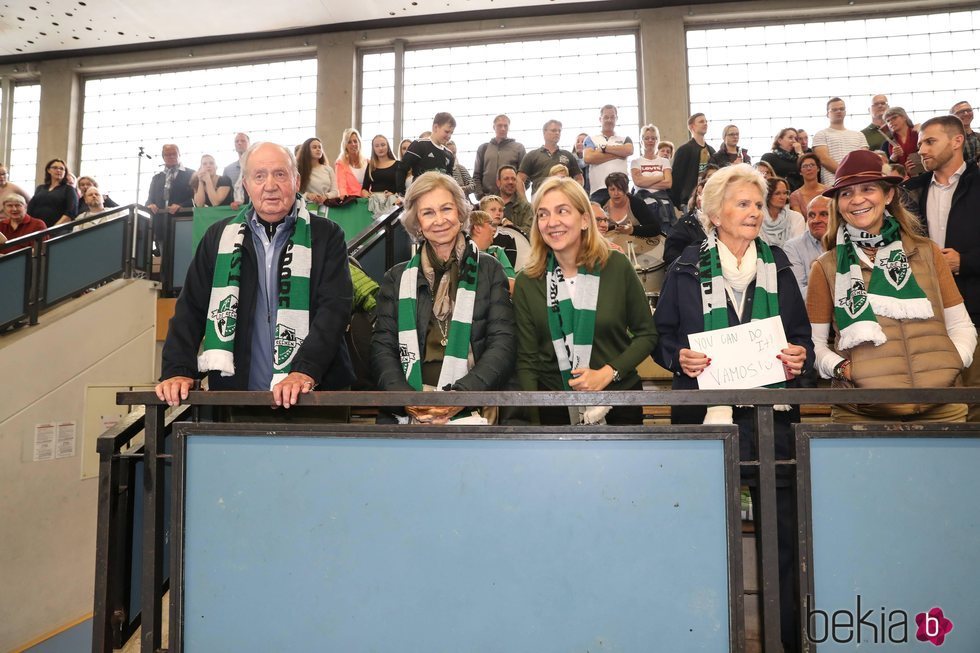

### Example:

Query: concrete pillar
xmin=316 ymin=37 xmax=357 ymax=160
xmin=638 ymin=8 xmax=690 ymax=146
xmin=35 ymin=59 xmax=81 ymax=185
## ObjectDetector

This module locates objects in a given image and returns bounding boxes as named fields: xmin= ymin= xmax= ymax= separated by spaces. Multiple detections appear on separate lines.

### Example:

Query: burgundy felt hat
xmin=821 ymin=149 xmax=904 ymax=197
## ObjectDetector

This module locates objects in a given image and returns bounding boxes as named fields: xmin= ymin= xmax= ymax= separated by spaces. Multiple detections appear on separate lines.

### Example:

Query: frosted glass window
xmin=359 ymin=33 xmax=640 ymax=176
xmin=80 ymin=59 xmax=317 ymax=204
xmin=360 ymin=52 xmax=396 ymax=149
xmin=687 ymin=10 xmax=980 ymax=160
xmin=9 ymin=83 xmax=41 ymax=188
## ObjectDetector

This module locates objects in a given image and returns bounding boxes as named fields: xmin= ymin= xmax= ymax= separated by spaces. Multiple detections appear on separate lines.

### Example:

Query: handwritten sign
xmin=689 ymin=316 xmax=788 ymax=390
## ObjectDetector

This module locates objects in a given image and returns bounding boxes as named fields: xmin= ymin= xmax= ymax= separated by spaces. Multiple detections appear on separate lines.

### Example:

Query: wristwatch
xmin=600 ymin=144 xmax=607 ymax=154
xmin=833 ymin=359 xmax=850 ymax=381
xmin=610 ymin=367 xmax=621 ymax=383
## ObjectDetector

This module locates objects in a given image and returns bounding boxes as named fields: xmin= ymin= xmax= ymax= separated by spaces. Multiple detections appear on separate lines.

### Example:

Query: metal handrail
xmin=1 ymin=204 xmax=153 ymax=329
xmin=116 ymin=387 xmax=980 ymax=408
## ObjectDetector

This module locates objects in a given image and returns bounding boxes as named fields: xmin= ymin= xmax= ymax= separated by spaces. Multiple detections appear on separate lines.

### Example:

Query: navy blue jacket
xmin=903 ymin=161 xmax=980 ymax=322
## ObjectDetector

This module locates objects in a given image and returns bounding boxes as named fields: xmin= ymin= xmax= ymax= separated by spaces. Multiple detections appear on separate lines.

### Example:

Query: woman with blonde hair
xmin=807 ymin=150 xmax=975 ymax=422
xmin=190 ymin=154 xmax=233 ymax=207
xmin=514 ymin=177 xmax=657 ymax=425
xmin=335 ymin=128 xmax=371 ymax=198
xmin=365 ymin=134 xmax=401 ymax=216
xmin=371 ymin=172 xmax=515 ymax=424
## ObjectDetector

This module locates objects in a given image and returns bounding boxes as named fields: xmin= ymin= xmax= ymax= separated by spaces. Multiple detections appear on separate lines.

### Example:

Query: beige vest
xmin=816 ymin=233 xmax=962 ymax=417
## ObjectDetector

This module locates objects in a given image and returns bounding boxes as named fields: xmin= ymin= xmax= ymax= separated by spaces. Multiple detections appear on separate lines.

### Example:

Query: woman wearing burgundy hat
xmin=806 ymin=149 xmax=976 ymax=422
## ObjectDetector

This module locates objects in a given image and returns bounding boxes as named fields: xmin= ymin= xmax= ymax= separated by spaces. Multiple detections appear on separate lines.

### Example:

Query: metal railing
xmin=0 ymin=204 xmax=154 ymax=330
xmin=92 ymin=387 xmax=980 ymax=653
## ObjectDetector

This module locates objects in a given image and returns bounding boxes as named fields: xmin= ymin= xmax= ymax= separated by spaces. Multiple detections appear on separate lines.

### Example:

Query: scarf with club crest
xmin=397 ymin=235 xmax=480 ymax=391
xmin=699 ymin=229 xmax=784 ymax=389
xmin=198 ymin=198 xmax=312 ymax=388
xmin=833 ymin=216 xmax=931 ymax=350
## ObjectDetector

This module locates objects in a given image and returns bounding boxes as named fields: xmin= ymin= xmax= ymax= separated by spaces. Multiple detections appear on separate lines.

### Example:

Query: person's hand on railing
xmin=272 ymin=371 xmax=317 ymax=409
xmin=568 ymin=365 xmax=616 ymax=392
xmin=155 ymin=375 xmax=194 ymax=406
xmin=406 ymin=405 xmax=464 ymax=424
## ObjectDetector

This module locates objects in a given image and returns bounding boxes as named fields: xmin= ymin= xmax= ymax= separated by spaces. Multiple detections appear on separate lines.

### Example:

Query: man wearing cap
xmin=156 ymin=142 xmax=355 ymax=410
xmin=905 ymin=115 xmax=980 ymax=419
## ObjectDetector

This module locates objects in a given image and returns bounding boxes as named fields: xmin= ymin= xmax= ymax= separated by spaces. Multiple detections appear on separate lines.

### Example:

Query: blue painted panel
xmin=0 ymin=249 xmax=29 ymax=324
xmin=46 ymin=219 xmax=125 ymax=302
xmin=809 ymin=438 xmax=980 ymax=651
xmin=172 ymin=218 xmax=194 ymax=291
xmin=26 ymin=618 xmax=92 ymax=653
xmin=182 ymin=437 xmax=731 ymax=652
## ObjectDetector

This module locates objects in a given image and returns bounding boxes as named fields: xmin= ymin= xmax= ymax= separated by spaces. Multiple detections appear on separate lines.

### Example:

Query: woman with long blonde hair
xmin=513 ymin=177 xmax=657 ymax=425
xmin=335 ymin=128 xmax=371 ymax=198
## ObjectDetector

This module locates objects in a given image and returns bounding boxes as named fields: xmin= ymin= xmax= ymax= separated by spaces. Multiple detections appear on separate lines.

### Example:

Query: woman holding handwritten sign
xmin=806 ymin=149 xmax=975 ymax=422
xmin=654 ymin=163 xmax=813 ymax=652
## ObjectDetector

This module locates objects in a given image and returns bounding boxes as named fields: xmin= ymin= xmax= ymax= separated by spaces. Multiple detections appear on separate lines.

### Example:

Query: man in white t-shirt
xmin=812 ymin=97 xmax=868 ymax=186
xmin=583 ymin=104 xmax=633 ymax=205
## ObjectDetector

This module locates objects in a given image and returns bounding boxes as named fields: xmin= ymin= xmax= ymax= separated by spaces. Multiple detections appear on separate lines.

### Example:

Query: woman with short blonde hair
xmin=371 ymin=172 xmax=514 ymax=424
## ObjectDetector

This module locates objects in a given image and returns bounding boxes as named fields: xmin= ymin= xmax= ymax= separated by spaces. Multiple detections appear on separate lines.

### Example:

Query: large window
xmin=687 ymin=9 xmax=980 ymax=160
xmin=80 ymin=59 xmax=318 ymax=205
xmin=361 ymin=33 xmax=640 ymax=179
xmin=9 ymin=83 xmax=41 ymax=188
xmin=360 ymin=52 xmax=396 ymax=149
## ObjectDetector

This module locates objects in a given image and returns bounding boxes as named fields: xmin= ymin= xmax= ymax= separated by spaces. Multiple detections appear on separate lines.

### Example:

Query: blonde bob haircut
xmin=701 ymin=163 xmax=768 ymax=227
xmin=824 ymin=182 xmax=925 ymax=251
xmin=524 ymin=176 xmax=610 ymax=279
xmin=400 ymin=171 xmax=470 ymax=243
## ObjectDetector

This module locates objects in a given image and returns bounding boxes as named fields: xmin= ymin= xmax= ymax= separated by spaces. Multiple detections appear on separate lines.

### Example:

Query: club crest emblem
xmin=209 ymin=295 xmax=238 ymax=341
xmin=840 ymin=280 xmax=867 ymax=319
xmin=274 ymin=324 xmax=304 ymax=367
xmin=399 ymin=344 xmax=418 ymax=373
xmin=880 ymin=249 xmax=910 ymax=289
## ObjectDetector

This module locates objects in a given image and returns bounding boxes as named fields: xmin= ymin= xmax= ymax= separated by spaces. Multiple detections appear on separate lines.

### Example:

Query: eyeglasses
xmin=800 ymin=163 xmax=819 ymax=169
xmin=954 ymin=108 xmax=975 ymax=116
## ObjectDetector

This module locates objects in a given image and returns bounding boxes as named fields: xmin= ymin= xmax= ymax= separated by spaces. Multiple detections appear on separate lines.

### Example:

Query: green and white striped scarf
xmin=397 ymin=236 xmax=480 ymax=391
xmin=198 ymin=199 xmax=312 ymax=388
xmin=698 ymin=230 xmax=784 ymax=388
xmin=833 ymin=216 xmax=931 ymax=349
xmin=546 ymin=252 xmax=601 ymax=390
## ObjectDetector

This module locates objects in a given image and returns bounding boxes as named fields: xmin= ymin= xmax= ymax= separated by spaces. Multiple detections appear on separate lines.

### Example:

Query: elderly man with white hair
xmin=156 ymin=142 xmax=355 ymax=410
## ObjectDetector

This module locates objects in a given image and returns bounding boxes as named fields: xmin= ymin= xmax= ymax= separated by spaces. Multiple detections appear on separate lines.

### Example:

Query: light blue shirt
xmin=782 ymin=230 xmax=824 ymax=298
xmin=246 ymin=209 xmax=297 ymax=390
